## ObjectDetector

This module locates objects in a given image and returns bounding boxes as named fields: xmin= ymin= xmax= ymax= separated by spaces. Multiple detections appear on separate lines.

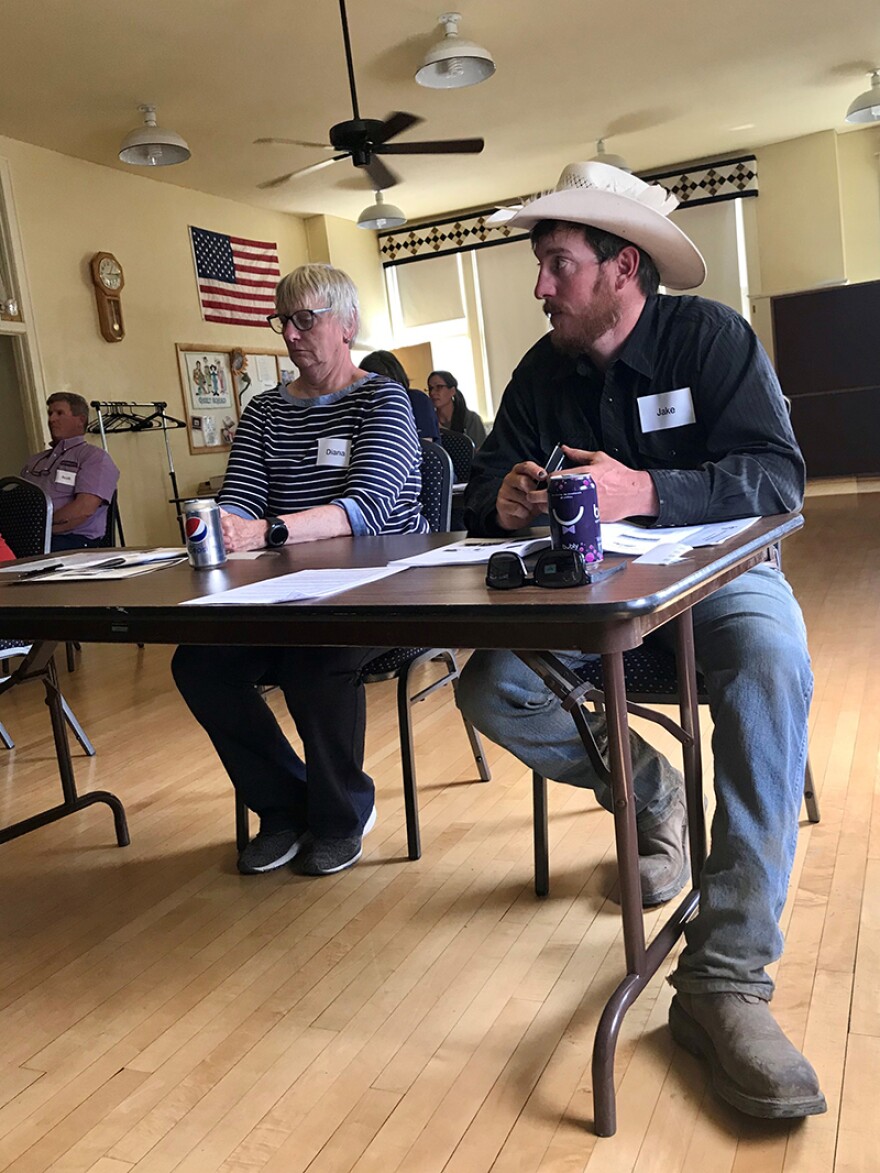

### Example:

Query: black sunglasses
xmin=486 ymin=549 xmax=625 ymax=590
xmin=266 ymin=308 xmax=332 ymax=334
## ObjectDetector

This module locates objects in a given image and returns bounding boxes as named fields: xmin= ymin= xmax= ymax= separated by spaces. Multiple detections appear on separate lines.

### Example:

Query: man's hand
xmin=219 ymin=511 xmax=268 ymax=553
xmin=559 ymin=446 xmax=659 ymax=522
xmin=495 ymin=460 xmax=550 ymax=532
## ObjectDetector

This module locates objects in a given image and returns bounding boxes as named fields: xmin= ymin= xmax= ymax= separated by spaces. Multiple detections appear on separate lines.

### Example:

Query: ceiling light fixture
xmin=118 ymin=104 xmax=191 ymax=167
xmin=589 ymin=139 xmax=631 ymax=172
xmin=357 ymin=191 xmax=407 ymax=230
xmin=415 ymin=12 xmax=496 ymax=90
xmin=846 ymin=69 xmax=880 ymax=123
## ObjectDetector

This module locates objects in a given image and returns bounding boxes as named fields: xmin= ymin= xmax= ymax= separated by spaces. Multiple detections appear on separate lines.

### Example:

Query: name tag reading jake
xmin=637 ymin=387 xmax=696 ymax=433
xmin=55 ymin=468 xmax=77 ymax=486
xmin=316 ymin=437 xmax=351 ymax=468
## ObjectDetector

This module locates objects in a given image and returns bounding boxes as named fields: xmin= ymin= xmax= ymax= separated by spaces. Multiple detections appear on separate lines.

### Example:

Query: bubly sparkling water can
xmin=183 ymin=499 xmax=227 ymax=568
xmin=548 ymin=473 xmax=603 ymax=564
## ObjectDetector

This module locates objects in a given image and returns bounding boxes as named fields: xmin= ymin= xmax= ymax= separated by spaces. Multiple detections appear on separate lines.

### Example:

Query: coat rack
xmin=88 ymin=401 xmax=187 ymax=543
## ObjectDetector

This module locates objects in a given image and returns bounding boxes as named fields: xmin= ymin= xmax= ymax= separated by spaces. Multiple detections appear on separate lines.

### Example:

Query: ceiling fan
xmin=255 ymin=0 xmax=485 ymax=191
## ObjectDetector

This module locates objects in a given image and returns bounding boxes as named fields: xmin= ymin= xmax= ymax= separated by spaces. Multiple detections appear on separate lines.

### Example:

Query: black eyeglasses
xmin=266 ymin=308 xmax=332 ymax=334
xmin=486 ymin=549 xmax=626 ymax=590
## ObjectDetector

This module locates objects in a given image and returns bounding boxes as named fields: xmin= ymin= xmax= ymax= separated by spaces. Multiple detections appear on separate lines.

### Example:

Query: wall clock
xmin=89 ymin=252 xmax=125 ymax=342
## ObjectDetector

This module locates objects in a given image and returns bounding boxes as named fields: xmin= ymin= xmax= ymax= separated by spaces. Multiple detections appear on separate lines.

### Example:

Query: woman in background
xmin=361 ymin=350 xmax=440 ymax=442
xmin=427 ymin=370 xmax=486 ymax=446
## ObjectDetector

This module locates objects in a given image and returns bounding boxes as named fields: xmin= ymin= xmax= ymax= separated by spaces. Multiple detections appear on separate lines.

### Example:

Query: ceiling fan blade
xmin=364 ymin=155 xmax=399 ymax=191
xmin=257 ymin=155 xmax=348 ymax=189
xmin=375 ymin=112 xmax=423 ymax=144
xmin=254 ymin=137 xmax=335 ymax=150
xmin=378 ymin=138 xmax=485 ymax=156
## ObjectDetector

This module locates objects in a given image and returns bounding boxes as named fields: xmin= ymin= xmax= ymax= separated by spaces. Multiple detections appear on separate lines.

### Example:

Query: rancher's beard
xmin=547 ymin=269 xmax=621 ymax=356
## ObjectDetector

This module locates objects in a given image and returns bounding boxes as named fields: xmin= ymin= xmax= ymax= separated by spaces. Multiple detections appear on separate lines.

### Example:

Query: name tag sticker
xmin=55 ymin=468 xmax=77 ymax=486
xmin=638 ymin=387 xmax=696 ymax=433
xmin=316 ymin=437 xmax=351 ymax=468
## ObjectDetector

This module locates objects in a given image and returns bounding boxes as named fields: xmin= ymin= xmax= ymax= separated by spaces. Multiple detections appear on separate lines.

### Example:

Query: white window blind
xmin=668 ymin=200 xmax=748 ymax=314
xmin=395 ymin=254 xmax=464 ymax=329
xmin=474 ymin=240 xmax=548 ymax=414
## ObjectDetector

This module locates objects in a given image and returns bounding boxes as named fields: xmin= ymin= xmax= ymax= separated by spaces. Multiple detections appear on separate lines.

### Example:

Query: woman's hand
xmin=219 ymin=511 xmax=268 ymax=553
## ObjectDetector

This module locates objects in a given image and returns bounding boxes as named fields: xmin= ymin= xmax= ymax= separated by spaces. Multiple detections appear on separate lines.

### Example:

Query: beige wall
xmin=310 ymin=214 xmax=392 ymax=348
xmin=754 ymin=130 xmax=846 ymax=296
xmin=0 ymin=134 xmax=309 ymax=545
xmin=838 ymin=126 xmax=880 ymax=284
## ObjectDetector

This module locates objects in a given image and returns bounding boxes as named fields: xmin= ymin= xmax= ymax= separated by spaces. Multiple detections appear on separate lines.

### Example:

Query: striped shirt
xmin=218 ymin=373 xmax=428 ymax=536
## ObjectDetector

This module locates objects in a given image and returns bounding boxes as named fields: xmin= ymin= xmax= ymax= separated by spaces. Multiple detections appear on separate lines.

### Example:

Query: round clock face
xmin=98 ymin=256 xmax=122 ymax=291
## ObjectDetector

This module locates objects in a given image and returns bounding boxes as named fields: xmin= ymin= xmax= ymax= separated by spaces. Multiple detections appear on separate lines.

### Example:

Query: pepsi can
xmin=548 ymin=473 xmax=603 ymax=565
xmin=183 ymin=499 xmax=227 ymax=568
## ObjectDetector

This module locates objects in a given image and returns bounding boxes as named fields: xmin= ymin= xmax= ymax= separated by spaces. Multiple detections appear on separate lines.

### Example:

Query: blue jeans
xmin=456 ymin=565 xmax=812 ymax=998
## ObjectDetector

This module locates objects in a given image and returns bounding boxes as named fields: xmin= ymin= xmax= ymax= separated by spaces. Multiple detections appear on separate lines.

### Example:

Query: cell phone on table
xmin=535 ymin=443 xmax=565 ymax=484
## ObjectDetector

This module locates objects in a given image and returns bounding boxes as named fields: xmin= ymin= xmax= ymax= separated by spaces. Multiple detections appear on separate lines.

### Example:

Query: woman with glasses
xmin=427 ymin=370 xmax=487 ymax=447
xmin=172 ymin=264 xmax=427 ymax=879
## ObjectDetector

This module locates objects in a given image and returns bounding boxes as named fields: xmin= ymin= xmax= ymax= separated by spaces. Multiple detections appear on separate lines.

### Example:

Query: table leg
xmin=0 ymin=642 xmax=130 ymax=847
xmin=591 ymin=615 xmax=705 ymax=1136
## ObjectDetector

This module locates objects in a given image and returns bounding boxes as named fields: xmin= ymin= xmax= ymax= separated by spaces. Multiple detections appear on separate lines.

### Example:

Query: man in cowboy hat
xmin=457 ymin=161 xmax=824 ymax=1120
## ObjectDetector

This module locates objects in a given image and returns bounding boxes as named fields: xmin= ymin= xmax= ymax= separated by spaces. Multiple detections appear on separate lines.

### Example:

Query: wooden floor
xmin=0 ymin=491 xmax=878 ymax=1173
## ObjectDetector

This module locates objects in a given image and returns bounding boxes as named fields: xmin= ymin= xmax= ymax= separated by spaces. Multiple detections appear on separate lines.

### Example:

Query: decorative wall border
xmin=378 ymin=154 xmax=758 ymax=267
xmin=640 ymin=154 xmax=758 ymax=210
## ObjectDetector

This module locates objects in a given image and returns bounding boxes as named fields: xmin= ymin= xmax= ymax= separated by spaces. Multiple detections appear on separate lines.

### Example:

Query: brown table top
xmin=0 ymin=516 xmax=802 ymax=654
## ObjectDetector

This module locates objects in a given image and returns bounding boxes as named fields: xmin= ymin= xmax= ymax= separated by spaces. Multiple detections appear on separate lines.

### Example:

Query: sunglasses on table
xmin=266 ymin=308 xmax=333 ymax=333
xmin=486 ymin=548 xmax=626 ymax=590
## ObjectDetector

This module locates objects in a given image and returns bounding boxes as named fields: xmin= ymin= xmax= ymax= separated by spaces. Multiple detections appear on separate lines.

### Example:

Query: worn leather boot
xmin=635 ymin=789 xmax=690 ymax=906
xmin=669 ymin=991 xmax=827 ymax=1118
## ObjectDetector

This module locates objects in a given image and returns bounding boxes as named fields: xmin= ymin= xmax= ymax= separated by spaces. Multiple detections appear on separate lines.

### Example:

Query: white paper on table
xmin=600 ymin=518 xmax=758 ymax=554
xmin=633 ymin=542 xmax=693 ymax=565
xmin=687 ymin=518 xmax=759 ymax=546
xmin=182 ymin=564 xmax=406 ymax=606
xmin=7 ymin=548 xmax=187 ymax=580
xmin=600 ymin=523 xmax=700 ymax=554
xmin=389 ymin=536 xmax=552 ymax=568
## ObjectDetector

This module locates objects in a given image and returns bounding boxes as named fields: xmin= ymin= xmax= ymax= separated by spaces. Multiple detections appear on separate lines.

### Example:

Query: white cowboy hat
xmin=506 ymin=161 xmax=706 ymax=291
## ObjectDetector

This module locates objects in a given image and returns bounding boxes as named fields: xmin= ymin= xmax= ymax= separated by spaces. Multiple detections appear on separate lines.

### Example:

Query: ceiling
xmin=1 ymin=0 xmax=878 ymax=225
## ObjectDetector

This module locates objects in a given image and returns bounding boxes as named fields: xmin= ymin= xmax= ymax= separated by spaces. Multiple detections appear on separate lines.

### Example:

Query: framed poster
xmin=231 ymin=348 xmax=287 ymax=414
xmin=176 ymin=345 xmax=238 ymax=454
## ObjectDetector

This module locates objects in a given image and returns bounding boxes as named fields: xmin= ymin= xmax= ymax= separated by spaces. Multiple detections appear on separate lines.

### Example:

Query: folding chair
xmin=0 ymin=477 xmax=95 ymax=758
xmin=530 ymin=640 xmax=820 ymax=897
xmin=233 ymin=441 xmax=492 ymax=857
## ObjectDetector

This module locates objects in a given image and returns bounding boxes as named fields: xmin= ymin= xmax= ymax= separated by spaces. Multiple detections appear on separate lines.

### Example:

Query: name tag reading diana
xmin=637 ymin=387 xmax=696 ymax=433
xmin=316 ymin=437 xmax=351 ymax=468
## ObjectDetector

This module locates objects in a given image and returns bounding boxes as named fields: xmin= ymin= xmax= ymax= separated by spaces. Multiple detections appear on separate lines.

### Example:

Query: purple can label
xmin=548 ymin=473 xmax=603 ymax=564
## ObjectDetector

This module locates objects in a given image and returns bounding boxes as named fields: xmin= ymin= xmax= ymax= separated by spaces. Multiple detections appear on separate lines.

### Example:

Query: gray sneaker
xmin=237 ymin=827 xmax=306 ymax=875
xmin=300 ymin=806 xmax=376 ymax=876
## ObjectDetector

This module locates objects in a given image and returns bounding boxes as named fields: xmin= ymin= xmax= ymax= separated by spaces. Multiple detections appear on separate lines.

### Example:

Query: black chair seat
xmin=359 ymin=647 xmax=430 ymax=681
xmin=573 ymin=644 xmax=696 ymax=698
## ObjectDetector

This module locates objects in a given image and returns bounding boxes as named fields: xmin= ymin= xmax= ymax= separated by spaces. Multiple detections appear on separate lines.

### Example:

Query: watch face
xmin=98 ymin=256 xmax=122 ymax=291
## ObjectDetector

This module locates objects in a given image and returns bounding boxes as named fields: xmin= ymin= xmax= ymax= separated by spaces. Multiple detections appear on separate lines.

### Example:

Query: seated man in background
xmin=458 ymin=161 xmax=824 ymax=1121
xmin=21 ymin=393 xmax=119 ymax=550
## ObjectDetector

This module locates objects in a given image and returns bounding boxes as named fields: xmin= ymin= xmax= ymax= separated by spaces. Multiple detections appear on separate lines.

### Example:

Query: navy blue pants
xmin=172 ymin=644 xmax=382 ymax=838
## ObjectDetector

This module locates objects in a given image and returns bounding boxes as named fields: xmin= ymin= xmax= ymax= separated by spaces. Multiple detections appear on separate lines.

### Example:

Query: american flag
xmin=189 ymin=227 xmax=281 ymax=327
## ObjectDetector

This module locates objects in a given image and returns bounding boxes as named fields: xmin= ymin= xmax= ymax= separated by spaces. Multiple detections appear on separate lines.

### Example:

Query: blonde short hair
xmin=275 ymin=263 xmax=360 ymax=344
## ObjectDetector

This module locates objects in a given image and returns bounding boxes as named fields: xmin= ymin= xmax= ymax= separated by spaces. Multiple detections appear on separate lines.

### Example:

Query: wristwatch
xmin=265 ymin=516 xmax=289 ymax=548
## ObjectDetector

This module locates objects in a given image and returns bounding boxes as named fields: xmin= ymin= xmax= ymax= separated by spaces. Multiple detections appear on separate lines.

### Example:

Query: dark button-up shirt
xmin=464 ymin=294 xmax=805 ymax=535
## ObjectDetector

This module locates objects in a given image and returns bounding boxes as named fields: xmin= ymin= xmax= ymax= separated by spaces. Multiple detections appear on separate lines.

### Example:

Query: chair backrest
xmin=439 ymin=429 xmax=476 ymax=483
xmin=100 ymin=490 xmax=120 ymax=548
xmin=0 ymin=476 xmax=52 ymax=557
xmin=419 ymin=439 xmax=453 ymax=533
